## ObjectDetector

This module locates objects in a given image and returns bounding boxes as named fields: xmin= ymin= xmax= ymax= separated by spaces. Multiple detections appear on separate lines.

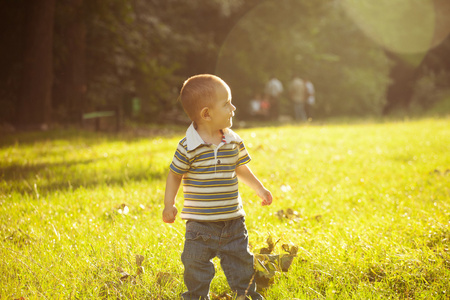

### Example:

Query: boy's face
xmin=208 ymin=84 xmax=236 ymax=130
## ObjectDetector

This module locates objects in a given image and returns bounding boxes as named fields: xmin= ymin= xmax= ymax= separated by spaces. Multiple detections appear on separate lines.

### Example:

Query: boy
xmin=162 ymin=74 xmax=273 ymax=300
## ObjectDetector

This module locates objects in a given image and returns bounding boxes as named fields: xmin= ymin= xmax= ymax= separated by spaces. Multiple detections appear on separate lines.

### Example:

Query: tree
xmin=79 ymin=0 xmax=258 ymax=121
xmin=17 ymin=0 xmax=56 ymax=128
xmin=0 ymin=0 xmax=26 ymax=124
xmin=53 ymin=0 xmax=87 ymax=122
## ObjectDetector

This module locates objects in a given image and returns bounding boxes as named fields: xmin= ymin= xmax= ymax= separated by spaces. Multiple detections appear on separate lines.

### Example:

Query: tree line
xmin=1 ymin=0 xmax=449 ymax=129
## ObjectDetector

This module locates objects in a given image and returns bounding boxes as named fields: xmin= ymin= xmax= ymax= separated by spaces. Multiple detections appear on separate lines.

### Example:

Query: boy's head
xmin=179 ymin=74 xmax=231 ymax=123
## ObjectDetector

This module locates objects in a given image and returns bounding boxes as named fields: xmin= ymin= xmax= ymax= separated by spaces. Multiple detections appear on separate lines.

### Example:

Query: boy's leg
xmin=218 ymin=218 xmax=264 ymax=300
xmin=181 ymin=221 xmax=216 ymax=300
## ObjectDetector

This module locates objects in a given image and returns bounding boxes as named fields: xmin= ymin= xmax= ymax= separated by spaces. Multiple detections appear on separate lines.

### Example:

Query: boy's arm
xmin=162 ymin=171 xmax=183 ymax=223
xmin=236 ymin=164 xmax=273 ymax=206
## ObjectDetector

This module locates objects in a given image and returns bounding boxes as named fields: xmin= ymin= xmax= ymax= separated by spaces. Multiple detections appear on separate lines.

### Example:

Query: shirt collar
xmin=185 ymin=123 xmax=239 ymax=151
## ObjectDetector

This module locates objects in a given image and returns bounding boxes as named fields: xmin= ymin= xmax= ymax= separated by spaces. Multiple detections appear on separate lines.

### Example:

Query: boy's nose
xmin=231 ymin=103 xmax=236 ymax=111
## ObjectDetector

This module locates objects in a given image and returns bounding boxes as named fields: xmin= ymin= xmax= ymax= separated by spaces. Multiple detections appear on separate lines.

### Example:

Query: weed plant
xmin=0 ymin=118 xmax=449 ymax=299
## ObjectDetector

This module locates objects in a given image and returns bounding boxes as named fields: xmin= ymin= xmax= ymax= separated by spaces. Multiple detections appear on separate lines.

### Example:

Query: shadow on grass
xmin=0 ymin=129 xmax=102 ymax=148
xmin=0 ymin=157 xmax=165 ymax=195
xmin=1 ymin=158 xmax=98 ymax=179
xmin=0 ymin=126 xmax=187 ymax=149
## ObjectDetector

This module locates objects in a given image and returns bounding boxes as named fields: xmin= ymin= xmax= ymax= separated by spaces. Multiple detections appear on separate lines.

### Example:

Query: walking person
xmin=288 ymin=75 xmax=307 ymax=121
xmin=264 ymin=76 xmax=283 ymax=121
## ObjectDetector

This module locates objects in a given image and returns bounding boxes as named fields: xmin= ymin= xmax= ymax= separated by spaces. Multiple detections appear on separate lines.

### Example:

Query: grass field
xmin=1 ymin=117 xmax=449 ymax=299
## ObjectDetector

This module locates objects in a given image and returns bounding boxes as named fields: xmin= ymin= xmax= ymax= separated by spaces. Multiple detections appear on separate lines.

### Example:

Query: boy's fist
xmin=258 ymin=187 xmax=273 ymax=206
xmin=162 ymin=205 xmax=178 ymax=223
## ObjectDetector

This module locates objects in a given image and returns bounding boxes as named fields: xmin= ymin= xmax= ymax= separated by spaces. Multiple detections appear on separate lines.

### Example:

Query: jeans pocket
xmin=186 ymin=229 xmax=211 ymax=241
xmin=182 ymin=228 xmax=212 ymax=261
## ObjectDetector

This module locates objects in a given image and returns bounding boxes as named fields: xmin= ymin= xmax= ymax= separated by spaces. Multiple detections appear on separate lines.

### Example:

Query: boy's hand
xmin=258 ymin=187 xmax=273 ymax=206
xmin=162 ymin=205 xmax=178 ymax=223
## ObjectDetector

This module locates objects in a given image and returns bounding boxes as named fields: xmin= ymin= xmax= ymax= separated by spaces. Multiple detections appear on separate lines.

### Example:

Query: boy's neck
xmin=195 ymin=123 xmax=224 ymax=146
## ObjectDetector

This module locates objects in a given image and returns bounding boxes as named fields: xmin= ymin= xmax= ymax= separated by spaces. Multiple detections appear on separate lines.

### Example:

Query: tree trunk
xmin=54 ymin=0 xmax=87 ymax=123
xmin=382 ymin=53 xmax=417 ymax=115
xmin=17 ymin=0 xmax=56 ymax=128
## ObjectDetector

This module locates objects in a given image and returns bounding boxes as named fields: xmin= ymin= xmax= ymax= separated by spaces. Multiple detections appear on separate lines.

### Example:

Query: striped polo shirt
xmin=170 ymin=123 xmax=251 ymax=221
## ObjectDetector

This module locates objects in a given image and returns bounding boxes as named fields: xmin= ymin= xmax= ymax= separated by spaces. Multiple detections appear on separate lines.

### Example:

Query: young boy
xmin=162 ymin=74 xmax=273 ymax=300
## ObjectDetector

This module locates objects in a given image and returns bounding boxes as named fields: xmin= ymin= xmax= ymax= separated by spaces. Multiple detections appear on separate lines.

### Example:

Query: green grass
xmin=1 ymin=118 xmax=449 ymax=299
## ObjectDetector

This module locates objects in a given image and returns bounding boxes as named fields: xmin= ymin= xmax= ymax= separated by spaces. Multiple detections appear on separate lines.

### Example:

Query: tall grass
xmin=1 ymin=118 xmax=449 ymax=299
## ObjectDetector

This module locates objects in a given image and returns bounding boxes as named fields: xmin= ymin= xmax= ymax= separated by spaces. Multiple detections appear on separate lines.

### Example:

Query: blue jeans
xmin=181 ymin=217 xmax=263 ymax=300
xmin=294 ymin=102 xmax=307 ymax=121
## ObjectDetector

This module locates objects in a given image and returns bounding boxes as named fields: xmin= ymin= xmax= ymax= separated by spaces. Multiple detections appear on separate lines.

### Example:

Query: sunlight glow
xmin=341 ymin=0 xmax=450 ymax=54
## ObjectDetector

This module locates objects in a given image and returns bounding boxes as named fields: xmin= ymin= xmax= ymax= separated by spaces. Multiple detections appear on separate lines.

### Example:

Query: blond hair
xmin=179 ymin=74 xmax=230 ymax=122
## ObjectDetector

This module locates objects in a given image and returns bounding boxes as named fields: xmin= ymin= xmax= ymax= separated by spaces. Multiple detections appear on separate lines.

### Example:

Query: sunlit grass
xmin=1 ymin=118 xmax=449 ymax=299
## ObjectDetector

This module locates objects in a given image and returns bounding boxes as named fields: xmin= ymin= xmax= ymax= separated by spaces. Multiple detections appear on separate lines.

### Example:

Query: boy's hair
xmin=179 ymin=74 xmax=230 ymax=122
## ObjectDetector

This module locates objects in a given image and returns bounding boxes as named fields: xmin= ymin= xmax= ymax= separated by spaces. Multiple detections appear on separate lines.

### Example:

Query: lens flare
xmin=340 ymin=0 xmax=450 ymax=54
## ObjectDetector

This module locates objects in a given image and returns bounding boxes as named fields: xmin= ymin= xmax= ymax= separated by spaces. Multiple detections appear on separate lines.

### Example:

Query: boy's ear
xmin=200 ymin=107 xmax=211 ymax=121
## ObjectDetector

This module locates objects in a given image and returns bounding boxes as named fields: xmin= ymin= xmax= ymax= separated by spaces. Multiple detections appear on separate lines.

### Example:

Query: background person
xmin=264 ymin=76 xmax=283 ymax=121
xmin=288 ymin=75 xmax=307 ymax=121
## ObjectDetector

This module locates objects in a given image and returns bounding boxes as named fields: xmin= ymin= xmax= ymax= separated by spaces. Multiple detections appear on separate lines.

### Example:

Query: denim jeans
xmin=181 ymin=217 xmax=263 ymax=300
xmin=294 ymin=102 xmax=307 ymax=121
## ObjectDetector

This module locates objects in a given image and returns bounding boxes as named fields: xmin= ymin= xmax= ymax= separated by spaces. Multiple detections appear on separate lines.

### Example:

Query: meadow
xmin=1 ymin=117 xmax=449 ymax=299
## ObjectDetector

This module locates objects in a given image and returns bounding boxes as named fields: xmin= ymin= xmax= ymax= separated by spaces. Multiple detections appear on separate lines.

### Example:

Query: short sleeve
xmin=169 ymin=142 xmax=190 ymax=175
xmin=237 ymin=140 xmax=251 ymax=166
